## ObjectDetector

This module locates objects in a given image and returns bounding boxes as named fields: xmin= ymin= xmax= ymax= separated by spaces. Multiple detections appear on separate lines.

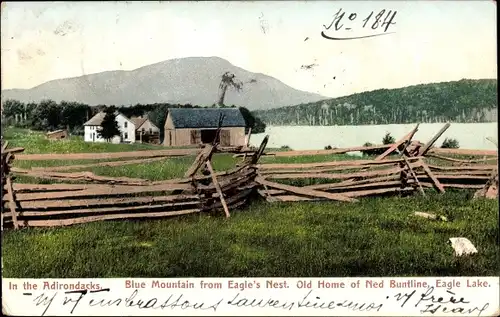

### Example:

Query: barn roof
xmin=167 ymin=108 xmax=246 ymax=129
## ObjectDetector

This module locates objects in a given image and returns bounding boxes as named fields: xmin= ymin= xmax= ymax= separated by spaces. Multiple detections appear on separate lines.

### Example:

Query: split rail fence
xmin=1 ymin=136 xmax=268 ymax=229
xmin=1 ymin=122 xmax=498 ymax=229
xmin=254 ymin=123 xmax=498 ymax=203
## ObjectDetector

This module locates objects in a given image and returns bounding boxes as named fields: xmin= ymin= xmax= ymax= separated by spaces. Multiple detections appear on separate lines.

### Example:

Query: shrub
xmin=382 ymin=132 xmax=396 ymax=145
xmin=324 ymin=145 xmax=333 ymax=150
xmin=361 ymin=142 xmax=384 ymax=156
xmin=441 ymin=138 xmax=460 ymax=149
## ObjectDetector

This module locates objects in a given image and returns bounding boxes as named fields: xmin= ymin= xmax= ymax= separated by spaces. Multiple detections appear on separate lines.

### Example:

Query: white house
xmin=83 ymin=112 xmax=161 ymax=144
xmin=83 ymin=111 xmax=136 ymax=144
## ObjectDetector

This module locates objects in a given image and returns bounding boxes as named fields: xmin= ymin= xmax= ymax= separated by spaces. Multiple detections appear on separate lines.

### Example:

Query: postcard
xmin=1 ymin=1 xmax=498 ymax=316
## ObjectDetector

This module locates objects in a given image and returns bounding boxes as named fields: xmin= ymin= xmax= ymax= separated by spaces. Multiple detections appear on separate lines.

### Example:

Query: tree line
xmin=1 ymin=99 xmax=267 ymax=141
xmin=254 ymin=79 xmax=497 ymax=126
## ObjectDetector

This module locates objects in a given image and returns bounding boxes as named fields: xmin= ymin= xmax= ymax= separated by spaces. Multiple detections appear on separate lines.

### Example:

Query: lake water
xmin=249 ymin=123 xmax=498 ymax=152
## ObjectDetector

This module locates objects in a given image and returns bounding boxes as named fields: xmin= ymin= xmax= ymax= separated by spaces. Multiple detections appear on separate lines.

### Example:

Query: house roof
xmin=83 ymin=111 xmax=132 ymax=126
xmin=167 ymin=108 xmax=246 ymax=129
xmin=83 ymin=112 xmax=106 ymax=126
xmin=130 ymin=117 xmax=148 ymax=130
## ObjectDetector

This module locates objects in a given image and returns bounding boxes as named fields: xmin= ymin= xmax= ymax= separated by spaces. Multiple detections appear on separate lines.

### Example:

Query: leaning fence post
xmin=248 ymin=135 xmax=269 ymax=165
xmin=5 ymin=177 xmax=19 ymax=229
xmin=376 ymin=124 xmax=420 ymax=160
xmin=418 ymin=123 xmax=451 ymax=156
xmin=205 ymin=160 xmax=230 ymax=218
xmin=419 ymin=159 xmax=445 ymax=194
xmin=399 ymin=155 xmax=426 ymax=197
xmin=2 ymin=143 xmax=25 ymax=230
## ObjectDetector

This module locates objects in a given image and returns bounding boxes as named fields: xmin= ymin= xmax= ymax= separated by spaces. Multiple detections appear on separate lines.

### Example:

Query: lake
xmin=249 ymin=122 xmax=498 ymax=152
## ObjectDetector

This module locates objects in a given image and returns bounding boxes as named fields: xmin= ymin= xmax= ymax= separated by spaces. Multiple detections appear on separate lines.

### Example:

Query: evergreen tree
xmin=98 ymin=108 xmax=121 ymax=142
xmin=239 ymin=107 xmax=267 ymax=134
xmin=382 ymin=132 xmax=396 ymax=145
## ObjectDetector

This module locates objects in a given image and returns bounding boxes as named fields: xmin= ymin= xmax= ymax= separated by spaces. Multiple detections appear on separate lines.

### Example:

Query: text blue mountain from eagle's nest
xmin=1 ymin=56 xmax=326 ymax=111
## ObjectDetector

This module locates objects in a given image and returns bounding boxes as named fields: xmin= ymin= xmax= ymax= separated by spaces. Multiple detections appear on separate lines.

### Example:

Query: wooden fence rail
xmin=1 ymin=132 xmax=268 ymax=228
xmin=254 ymin=124 xmax=498 ymax=203
xmin=2 ymin=122 xmax=498 ymax=229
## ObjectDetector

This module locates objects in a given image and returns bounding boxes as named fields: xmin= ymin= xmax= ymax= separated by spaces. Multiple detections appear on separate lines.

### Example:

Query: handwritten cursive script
xmin=227 ymin=290 xmax=384 ymax=311
xmin=25 ymin=286 xmax=492 ymax=316
xmin=32 ymin=289 xmax=222 ymax=316
xmin=322 ymin=8 xmax=397 ymax=40
xmin=392 ymin=286 xmax=490 ymax=316
xmin=29 ymin=289 xmax=385 ymax=315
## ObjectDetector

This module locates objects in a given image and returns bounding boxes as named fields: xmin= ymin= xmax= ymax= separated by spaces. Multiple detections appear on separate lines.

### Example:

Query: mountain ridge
xmin=1 ymin=56 xmax=327 ymax=110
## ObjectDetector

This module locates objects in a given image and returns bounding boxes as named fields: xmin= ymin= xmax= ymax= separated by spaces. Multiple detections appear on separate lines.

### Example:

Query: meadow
xmin=2 ymin=128 xmax=498 ymax=278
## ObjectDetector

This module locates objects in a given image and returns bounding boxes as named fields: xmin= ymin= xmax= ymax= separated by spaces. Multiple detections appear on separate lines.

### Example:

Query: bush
xmin=281 ymin=145 xmax=292 ymax=150
xmin=441 ymin=138 xmax=460 ymax=148
xmin=361 ymin=142 xmax=381 ymax=156
xmin=382 ymin=132 xmax=396 ymax=145
xmin=324 ymin=145 xmax=333 ymax=150
xmin=361 ymin=132 xmax=405 ymax=156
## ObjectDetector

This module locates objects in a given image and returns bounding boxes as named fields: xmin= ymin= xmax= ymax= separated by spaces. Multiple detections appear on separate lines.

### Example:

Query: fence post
xmin=205 ymin=160 xmax=230 ymax=218
xmin=5 ymin=177 xmax=19 ymax=229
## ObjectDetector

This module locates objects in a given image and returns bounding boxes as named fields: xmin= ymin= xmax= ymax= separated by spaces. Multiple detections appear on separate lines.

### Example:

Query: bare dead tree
xmin=217 ymin=72 xmax=243 ymax=107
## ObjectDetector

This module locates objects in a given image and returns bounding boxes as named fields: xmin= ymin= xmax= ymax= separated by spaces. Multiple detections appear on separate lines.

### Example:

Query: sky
xmin=0 ymin=1 xmax=497 ymax=98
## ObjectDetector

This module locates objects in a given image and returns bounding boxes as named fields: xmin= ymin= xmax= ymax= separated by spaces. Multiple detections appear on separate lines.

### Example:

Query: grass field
xmin=2 ymin=128 xmax=499 ymax=278
xmin=3 ymin=127 xmax=161 ymax=154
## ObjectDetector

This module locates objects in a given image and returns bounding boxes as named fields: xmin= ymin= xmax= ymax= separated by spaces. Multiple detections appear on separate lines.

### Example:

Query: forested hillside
xmin=255 ymin=79 xmax=497 ymax=125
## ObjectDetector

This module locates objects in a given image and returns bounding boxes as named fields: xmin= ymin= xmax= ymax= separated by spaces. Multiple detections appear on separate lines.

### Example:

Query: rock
xmin=414 ymin=212 xmax=448 ymax=221
xmin=449 ymin=237 xmax=478 ymax=256
xmin=414 ymin=212 xmax=437 ymax=220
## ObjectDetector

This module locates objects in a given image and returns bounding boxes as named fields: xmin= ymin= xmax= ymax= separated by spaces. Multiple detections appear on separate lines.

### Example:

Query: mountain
xmin=254 ymin=79 xmax=498 ymax=125
xmin=1 ymin=57 xmax=327 ymax=111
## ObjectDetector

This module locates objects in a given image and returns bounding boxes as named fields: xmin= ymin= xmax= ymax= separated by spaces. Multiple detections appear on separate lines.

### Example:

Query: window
xmin=124 ymin=122 xmax=128 ymax=128
xmin=149 ymin=128 xmax=152 ymax=134
xmin=124 ymin=132 xmax=128 ymax=139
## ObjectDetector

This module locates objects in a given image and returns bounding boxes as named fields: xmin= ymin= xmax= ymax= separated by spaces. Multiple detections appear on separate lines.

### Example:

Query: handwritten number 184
xmin=324 ymin=8 xmax=397 ymax=33
xmin=363 ymin=10 xmax=397 ymax=32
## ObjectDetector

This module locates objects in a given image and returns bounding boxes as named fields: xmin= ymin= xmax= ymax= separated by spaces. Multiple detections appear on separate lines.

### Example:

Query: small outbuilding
xmin=131 ymin=116 xmax=161 ymax=144
xmin=164 ymin=108 xmax=247 ymax=147
xmin=46 ymin=129 xmax=69 ymax=140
